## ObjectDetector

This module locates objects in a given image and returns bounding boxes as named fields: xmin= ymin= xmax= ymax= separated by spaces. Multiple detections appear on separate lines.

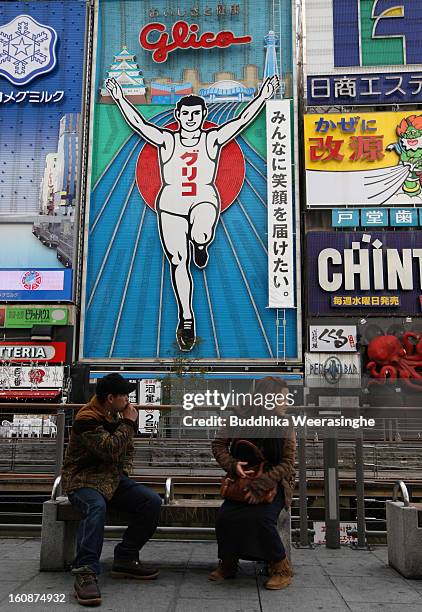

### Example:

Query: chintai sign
xmin=307 ymin=231 xmax=422 ymax=315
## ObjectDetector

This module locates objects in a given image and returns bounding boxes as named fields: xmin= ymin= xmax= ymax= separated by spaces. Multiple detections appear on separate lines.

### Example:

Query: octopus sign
xmin=367 ymin=333 xmax=422 ymax=391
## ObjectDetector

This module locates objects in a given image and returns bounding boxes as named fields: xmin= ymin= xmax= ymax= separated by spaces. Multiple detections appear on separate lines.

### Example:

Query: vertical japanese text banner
xmin=138 ymin=379 xmax=161 ymax=434
xmin=267 ymin=100 xmax=294 ymax=307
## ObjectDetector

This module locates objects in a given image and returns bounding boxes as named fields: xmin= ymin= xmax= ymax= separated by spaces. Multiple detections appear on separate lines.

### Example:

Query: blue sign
xmin=333 ymin=0 xmax=422 ymax=68
xmin=332 ymin=209 xmax=359 ymax=227
xmin=0 ymin=1 xmax=87 ymax=291
xmin=361 ymin=209 xmax=388 ymax=227
xmin=390 ymin=208 xmax=418 ymax=226
xmin=0 ymin=14 xmax=58 ymax=86
xmin=0 ymin=268 xmax=72 ymax=301
xmin=307 ymin=73 xmax=422 ymax=106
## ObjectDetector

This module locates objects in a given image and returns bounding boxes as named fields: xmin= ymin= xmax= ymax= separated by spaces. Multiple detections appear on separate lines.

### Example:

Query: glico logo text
xmin=139 ymin=21 xmax=252 ymax=63
xmin=333 ymin=0 xmax=422 ymax=67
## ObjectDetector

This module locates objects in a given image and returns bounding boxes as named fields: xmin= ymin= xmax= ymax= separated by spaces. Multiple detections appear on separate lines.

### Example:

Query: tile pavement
xmin=0 ymin=539 xmax=421 ymax=611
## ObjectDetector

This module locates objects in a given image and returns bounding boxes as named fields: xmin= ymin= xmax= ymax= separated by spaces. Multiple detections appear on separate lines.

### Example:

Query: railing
xmin=0 ymin=403 xmax=421 ymax=546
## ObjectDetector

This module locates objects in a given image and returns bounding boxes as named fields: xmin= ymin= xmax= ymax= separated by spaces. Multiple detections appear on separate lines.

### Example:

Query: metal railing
xmin=1 ymin=403 xmax=421 ymax=546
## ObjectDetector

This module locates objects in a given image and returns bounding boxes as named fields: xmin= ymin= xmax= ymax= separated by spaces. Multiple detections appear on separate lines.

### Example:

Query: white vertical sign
xmin=266 ymin=100 xmax=294 ymax=307
xmin=138 ymin=379 xmax=161 ymax=434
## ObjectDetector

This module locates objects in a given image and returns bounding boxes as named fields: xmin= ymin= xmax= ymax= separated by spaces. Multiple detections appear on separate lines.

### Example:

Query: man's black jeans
xmin=68 ymin=475 xmax=162 ymax=574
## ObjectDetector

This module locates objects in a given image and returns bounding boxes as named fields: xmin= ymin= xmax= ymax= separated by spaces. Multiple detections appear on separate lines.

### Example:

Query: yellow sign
xmin=304 ymin=111 xmax=422 ymax=207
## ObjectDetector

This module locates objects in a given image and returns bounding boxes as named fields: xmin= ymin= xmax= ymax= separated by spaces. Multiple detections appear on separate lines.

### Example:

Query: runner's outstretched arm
xmin=214 ymin=76 xmax=280 ymax=146
xmin=106 ymin=77 xmax=170 ymax=146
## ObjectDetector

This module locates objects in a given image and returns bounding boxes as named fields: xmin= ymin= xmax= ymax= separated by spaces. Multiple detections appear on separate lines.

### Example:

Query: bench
xmin=40 ymin=476 xmax=291 ymax=571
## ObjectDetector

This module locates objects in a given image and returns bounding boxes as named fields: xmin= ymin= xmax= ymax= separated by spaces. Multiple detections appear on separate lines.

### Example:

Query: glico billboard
xmin=0 ymin=1 xmax=87 ymax=301
xmin=305 ymin=0 xmax=422 ymax=106
xmin=80 ymin=0 xmax=300 ymax=362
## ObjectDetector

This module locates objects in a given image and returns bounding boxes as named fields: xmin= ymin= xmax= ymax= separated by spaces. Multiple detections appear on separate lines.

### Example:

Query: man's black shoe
xmin=193 ymin=244 xmax=209 ymax=269
xmin=176 ymin=318 xmax=196 ymax=351
xmin=72 ymin=567 xmax=101 ymax=607
xmin=111 ymin=558 xmax=160 ymax=580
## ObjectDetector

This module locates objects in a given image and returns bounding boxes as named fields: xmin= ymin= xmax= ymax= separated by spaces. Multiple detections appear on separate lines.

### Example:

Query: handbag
xmin=220 ymin=439 xmax=277 ymax=504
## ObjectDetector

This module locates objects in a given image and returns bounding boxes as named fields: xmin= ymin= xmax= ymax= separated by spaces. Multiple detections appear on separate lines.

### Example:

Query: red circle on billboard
xmin=136 ymin=121 xmax=245 ymax=212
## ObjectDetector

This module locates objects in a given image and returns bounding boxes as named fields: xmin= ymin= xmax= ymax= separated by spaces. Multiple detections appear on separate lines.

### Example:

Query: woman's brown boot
xmin=208 ymin=557 xmax=238 ymax=581
xmin=264 ymin=556 xmax=293 ymax=590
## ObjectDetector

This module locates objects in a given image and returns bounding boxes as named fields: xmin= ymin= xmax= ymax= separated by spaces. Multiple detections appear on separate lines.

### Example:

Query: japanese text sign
xmin=266 ymin=100 xmax=294 ymax=308
xmin=307 ymin=231 xmax=422 ymax=315
xmin=305 ymin=111 xmax=422 ymax=208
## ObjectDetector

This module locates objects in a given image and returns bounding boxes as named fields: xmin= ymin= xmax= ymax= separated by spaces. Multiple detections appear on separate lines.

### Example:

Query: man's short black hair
xmin=96 ymin=373 xmax=136 ymax=403
xmin=176 ymin=95 xmax=207 ymax=113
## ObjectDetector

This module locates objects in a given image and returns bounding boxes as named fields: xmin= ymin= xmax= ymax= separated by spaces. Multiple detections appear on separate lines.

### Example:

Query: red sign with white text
xmin=0 ymin=342 xmax=66 ymax=362
xmin=140 ymin=20 xmax=252 ymax=62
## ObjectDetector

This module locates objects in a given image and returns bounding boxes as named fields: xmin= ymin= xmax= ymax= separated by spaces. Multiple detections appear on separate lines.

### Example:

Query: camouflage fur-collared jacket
xmin=61 ymin=395 xmax=137 ymax=500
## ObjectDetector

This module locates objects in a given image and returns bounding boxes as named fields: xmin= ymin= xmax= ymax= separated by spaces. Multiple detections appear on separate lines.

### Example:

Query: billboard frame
xmin=77 ymin=0 xmax=302 ymax=366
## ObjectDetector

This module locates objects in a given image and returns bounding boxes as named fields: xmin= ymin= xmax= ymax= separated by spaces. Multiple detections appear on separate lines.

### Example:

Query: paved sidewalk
xmin=0 ymin=538 xmax=421 ymax=611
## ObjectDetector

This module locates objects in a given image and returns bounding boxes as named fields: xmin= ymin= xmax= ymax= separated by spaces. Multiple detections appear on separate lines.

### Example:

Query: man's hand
xmin=106 ymin=77 xmax=124 ymax=102
xmin=259 ymin=75 xmax=280 ymax=101
xmin=235 ymin=461 xmax=255 ymax=478
xmin=123 ymin=403 xmax=138 ymax=422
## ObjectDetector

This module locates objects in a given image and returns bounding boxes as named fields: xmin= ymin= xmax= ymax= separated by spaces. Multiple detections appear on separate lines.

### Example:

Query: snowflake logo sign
xmin=0 ymin=14 xmax=57 ymax=86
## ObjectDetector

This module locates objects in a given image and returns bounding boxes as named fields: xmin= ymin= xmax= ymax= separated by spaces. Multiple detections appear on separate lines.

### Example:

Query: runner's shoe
xmin=193 ymin=244 xmax=209 ymax=269
xmin=177 ymin=318 xmax=196 ymax=351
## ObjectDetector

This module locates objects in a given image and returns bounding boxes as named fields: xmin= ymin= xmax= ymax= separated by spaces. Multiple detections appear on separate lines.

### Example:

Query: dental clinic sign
xmin=307 ymin=231 xmax=422 ymax=315
xmin=305 ymin=0 xmax=422 ymax=105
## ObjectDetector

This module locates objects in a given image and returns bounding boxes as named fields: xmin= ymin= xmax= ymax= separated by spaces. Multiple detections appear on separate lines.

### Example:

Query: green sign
xmin=5 ymin=307 xmax=69 ymax=328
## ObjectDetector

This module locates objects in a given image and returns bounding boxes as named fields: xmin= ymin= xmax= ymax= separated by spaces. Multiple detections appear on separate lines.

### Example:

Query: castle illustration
xmin=100 ymin=47 xmax=147 ymax=104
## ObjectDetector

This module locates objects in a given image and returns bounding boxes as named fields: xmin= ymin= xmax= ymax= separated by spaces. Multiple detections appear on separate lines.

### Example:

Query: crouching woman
xmin=210 ymin=377 xmax=296 ymax=590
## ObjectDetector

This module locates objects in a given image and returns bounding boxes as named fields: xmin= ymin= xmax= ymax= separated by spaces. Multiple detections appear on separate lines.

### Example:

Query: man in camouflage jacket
xmin=61 ymin=373 xmax=161 ymax=607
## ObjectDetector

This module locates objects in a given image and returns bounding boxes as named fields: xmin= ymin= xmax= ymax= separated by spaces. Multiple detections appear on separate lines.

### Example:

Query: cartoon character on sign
xmin=387 ymin=115 xmax=422 ymax=197
xmin=106 ymin=75 xmax=279 ymax=351
xmin=366 ymin=333 xmax=422 ymax=391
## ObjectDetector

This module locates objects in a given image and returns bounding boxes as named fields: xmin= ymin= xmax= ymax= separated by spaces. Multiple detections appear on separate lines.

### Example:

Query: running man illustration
xmin=106 ymin=75 xmax=279 ymax=351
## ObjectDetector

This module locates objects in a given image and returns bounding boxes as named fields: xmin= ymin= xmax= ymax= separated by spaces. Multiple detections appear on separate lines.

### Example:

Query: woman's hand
xmin=244 ymin=490 xmax=260 ymax=504
xmin=235 ymin=461 xmax=255 ymax=478
xmin=244 ymin=474 xmax=276 ymax=502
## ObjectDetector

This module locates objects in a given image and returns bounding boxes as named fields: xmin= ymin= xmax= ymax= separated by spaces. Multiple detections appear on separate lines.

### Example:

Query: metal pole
xmin=298 ymin=423 xmax=310 ymax=547
xmin=354 ymin=429 xmax=367 ymax=549
xmin=54 ymin=407 xmax=65 ymax=497
xmin=323 ymin=428 xmax=340 ymax=548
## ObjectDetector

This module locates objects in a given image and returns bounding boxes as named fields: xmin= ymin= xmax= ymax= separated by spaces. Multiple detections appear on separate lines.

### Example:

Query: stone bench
xmin=386 ymin=494 xmax=422 ymax=578
xmin=40 ymin=477 xmax=291 ymax=571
